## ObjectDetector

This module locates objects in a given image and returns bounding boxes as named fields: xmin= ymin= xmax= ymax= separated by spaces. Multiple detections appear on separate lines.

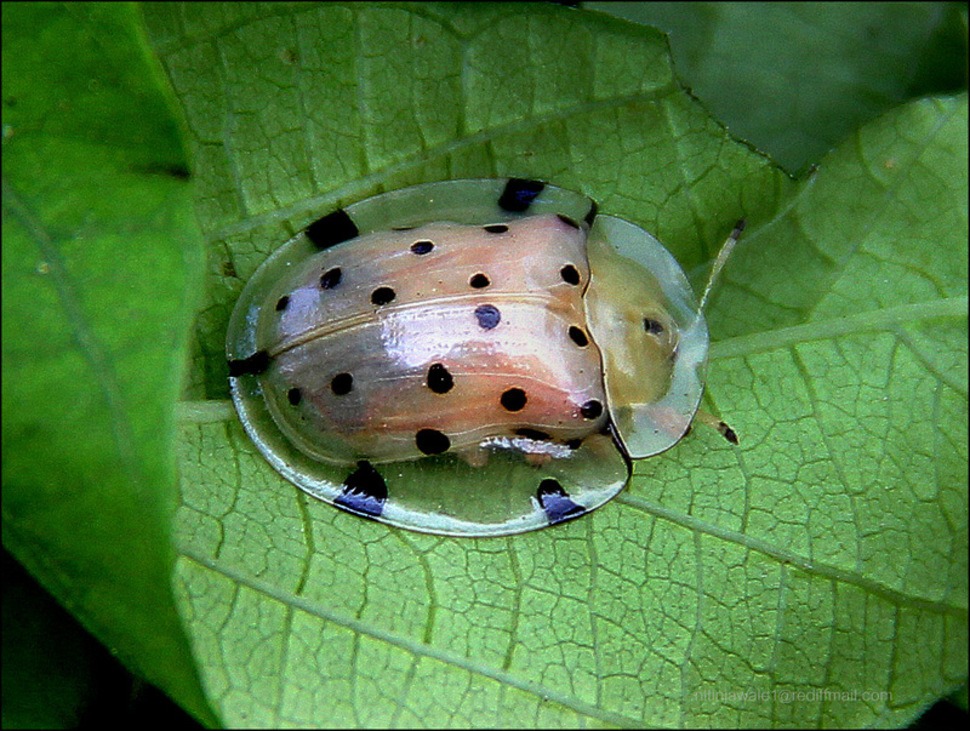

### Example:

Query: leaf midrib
xmin=616 ymin=490 xmax=969 ymax=617
xmin=178 ymin=549 xmax=651 ymax=728
xmin=711 ymin=297 xmax=967 ymax=367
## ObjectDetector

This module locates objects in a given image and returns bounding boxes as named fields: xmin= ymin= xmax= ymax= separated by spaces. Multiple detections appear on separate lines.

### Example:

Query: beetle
xmin=226 ymin=178 xmax=738 ymax=536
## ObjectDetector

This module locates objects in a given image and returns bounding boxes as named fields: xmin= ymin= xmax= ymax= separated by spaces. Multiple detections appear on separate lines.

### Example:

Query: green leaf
xmin=144 ymin=2 xmax=966 ymax=727
xmin=586 ymin=2 xmax=969 ymax=173
xmin=1 ymin=3 xmax=212 ymax=725
xmin=5 ymin=2 xmax=965 ymax=728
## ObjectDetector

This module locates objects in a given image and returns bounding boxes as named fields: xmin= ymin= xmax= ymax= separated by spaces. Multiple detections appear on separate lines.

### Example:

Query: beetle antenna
xmin=699 ymin=219 xmax=745 ymax=312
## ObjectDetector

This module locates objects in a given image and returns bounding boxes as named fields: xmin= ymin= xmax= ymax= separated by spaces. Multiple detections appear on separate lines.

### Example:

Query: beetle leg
xmin=524 ymin=452 xmax=553 ymax=467
xmin=456 ymin=446 xmax=490 ymax=468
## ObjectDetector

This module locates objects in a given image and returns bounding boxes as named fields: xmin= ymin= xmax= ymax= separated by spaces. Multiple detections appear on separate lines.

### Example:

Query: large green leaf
xmin=4 ymin=1 xmax=965 ymax=728
xmin=145 ymin=2 xmax=967 ymax=727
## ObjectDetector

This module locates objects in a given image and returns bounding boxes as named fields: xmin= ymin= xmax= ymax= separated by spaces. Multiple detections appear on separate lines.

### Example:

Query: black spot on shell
xmin=275 ymin=295 xmax=290 ymax=311
xmin=228 ymin=350 xmax=270 ymax=377
xmin=557 ymin=213 xmax=580 ymax=229
xmin=475 ymin=304 xmax=501 ymax=330
xmin=560 ymin=265 xmax=580 ymax=285
xmin=536 ymin=479 xmax=586 ymax=525
xmin=501 ymin=388 xmax=527 ymax=412
xmin=643 ymin=317 xmax=665 ymax=335
xmin=320 ymin=267 xmax=342 ymax=289
xmin=371 ymin=286 xmax=396 ymax=306
xmin=581 ymin=400 xmax=603 ymax=419
xmin=469 ymin=273 xmax=490 ymax=289
xmin=410 ymin=240 xmax=434 ymax=254
xmin=287 ymin=388 xmax=302 ymax=405
xmin=416 ymin=429 xmax=450 ymax=455
xmin=499 ymin=178 xmax=545 ymax=212
xmin=515 ymin=428 xmax=551 ymax=441
xmin=335 ymin=460 xmax=388 ymax=518
xmin=568 ymin=326 xmax=589 ymax=347
xmin=331 ymin=372 xmax=353 ymax=395
xmin=427 ymin=363 xmax=453 ymax=394
xmin=484 ymin=224 xmax=508 ymax=234
xmin=306 ymin=208 xmax=359 ymax=249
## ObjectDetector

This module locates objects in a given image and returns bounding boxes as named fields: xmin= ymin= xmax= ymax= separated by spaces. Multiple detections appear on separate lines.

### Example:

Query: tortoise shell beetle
xmin=227 ymin=178 xmax=735 ymax=536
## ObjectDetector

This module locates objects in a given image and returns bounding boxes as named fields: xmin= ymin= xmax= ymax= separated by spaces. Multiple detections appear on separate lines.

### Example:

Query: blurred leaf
xmin=1 ymin=3 xmax=212 ymax=725
xmin=586 ymin=2 xmax=969 ymax=172
xmin=1 ymin=550 xmax=204 ymax=729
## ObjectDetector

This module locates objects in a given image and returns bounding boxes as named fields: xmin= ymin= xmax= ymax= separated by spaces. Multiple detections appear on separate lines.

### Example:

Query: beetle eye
xmin=643 ymin=317 xmax=665 ymax=336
